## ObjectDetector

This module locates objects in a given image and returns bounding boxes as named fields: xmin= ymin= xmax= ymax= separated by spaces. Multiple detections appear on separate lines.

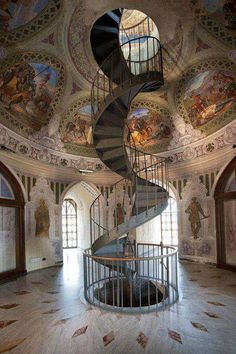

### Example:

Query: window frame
xmin=0 ymin=161 xmax=25 ymax=283
xmin=62 ymin=199 xmax=78 ymax=249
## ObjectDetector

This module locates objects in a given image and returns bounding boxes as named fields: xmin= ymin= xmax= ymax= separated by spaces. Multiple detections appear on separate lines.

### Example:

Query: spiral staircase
xmin=83 ymin=9 xmax=178 ymax=313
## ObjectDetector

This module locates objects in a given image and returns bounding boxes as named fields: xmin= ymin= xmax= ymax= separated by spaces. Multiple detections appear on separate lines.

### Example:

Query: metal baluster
xmin=104 ymin=260 xmax=107 ymax=305
xmin=112 ymin=261 xmax=115 ymax=307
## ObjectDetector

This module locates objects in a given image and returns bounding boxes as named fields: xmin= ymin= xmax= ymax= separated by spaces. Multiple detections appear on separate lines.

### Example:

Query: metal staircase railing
xmin=90 ymin=144 xmax=168 ymax=248
xmin=84 ymin=9 xmax=178 ymax=313
xmin=91 ymin=36 xmax=163 ymax=118
xmin=119 ymin=15 xmax=155 ymax=45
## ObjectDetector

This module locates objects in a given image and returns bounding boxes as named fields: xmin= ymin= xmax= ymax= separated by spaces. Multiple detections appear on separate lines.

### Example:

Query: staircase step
xmin=95 ymin=38 xmax=117 ymax=53
xmin=102 ymin=146 xmax=124 ymax=160
xmin=107 ymin=11 xmax=121 ymax=24
xmin=111 ymin=157 xmax=127 ymax=171
xmin=93 ymin=24 xmax=118 ymax=34
xmin=137 ymin=183 xmax=161 ymax=190
xmin=115 ymin=98 xmax=128 ymax=116
xmin=96 ymin=137 xmax=123 ymax=149
xmin=94 ymin=126 xmax=123 ymax=137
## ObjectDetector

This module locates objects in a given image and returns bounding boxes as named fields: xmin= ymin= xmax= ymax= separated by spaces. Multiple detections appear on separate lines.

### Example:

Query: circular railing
xmin=83 ymin=243 xmax=178 ymax=313
xmin=91 ymin=36 xmax=163 ymax=118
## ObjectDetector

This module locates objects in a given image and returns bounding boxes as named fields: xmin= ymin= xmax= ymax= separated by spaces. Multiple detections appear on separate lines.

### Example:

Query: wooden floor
xmin=0 ymin=249 xmax=236 ymax=354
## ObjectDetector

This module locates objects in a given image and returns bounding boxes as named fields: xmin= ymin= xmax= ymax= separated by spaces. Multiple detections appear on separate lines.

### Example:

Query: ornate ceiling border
xmin=0 ymin=119 xmax=235 ymax=171
xmin=175 ymin=58 xmax=236 ymax=136
xmin=0 ymin=0 xmax=62 ymax=46
xmin=0 ymin=123 xmax=106 ymax=172
xmin=161 ymin=119 xmax=236 ymax=164
xmin=192 ymin=5 xmax=236 ymax=49
xmin=0 ymin=51 xmax=65 ymax=136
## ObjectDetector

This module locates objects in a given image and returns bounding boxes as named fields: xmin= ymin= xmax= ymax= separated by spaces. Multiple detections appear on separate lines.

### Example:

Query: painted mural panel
xmin=201 ymin=0 xmax=236 ymax=30
xmin=35 ymin=199 xmax=50 ymax=238
xmin=0 ymin=62 xmax=57 ymax=125
xmin=61 ymin=105 xmax=93 ymax=146
xmin=224 ymin=199 xmax=236 ymax=266
xmin=183 ymin=69 xmax=236 ymax=128
xmin=127 ymin=107 xmax=173 ymax=149
xmin=0 ymin=206 xmax=16 ymax=273
xmin=0 ymin=0 xmax=49 ymax=32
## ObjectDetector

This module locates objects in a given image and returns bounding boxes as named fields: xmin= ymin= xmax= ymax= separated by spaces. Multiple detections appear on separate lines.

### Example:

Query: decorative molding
xmin=0 ymin=0 xmax=62 ymax=46
xmin=0 ymin=123 xmax=107 ymax=172
xmin=168 ymin=113 xmax=205 ymax=150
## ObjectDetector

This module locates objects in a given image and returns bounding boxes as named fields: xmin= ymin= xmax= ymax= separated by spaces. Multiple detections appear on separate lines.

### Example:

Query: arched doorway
xmin=215 ymin=157 xmax=236 ymax=271
xmin=136 ymin=184 xmax=179 ymax=246
xmin=60 ymin=181 xmax=102 ymax=251
xmin=0 ymin=161 xmax=26 ymax=282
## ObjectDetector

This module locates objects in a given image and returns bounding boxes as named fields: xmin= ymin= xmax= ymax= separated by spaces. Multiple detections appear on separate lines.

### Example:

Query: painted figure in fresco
xmin=185 ymin=197 xmax=209 ymax=239
xmin=184 ymin=69 xmax=236 ymax=127
xmin=0 ymin=62 xmax=56 ymax=121
xmin=0 ymin=0 xmax=49 ymax=32
xmin=113 ymin=202 xmax=126 ymax=227
xmin=129 ymin=117 xmax=152 ymax=146
xmin=34 ymin=199 xmax=50 ymax=238
xmin=127 ymin=108 xmax=173 ymax=148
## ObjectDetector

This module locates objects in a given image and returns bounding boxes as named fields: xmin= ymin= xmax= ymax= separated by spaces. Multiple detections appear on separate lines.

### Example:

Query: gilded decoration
xmin=176 ymin=59 xmax=236 ymax=136
xmin=0 ymin=52 xmax=65 ymax=136
xmin=0 ymin=0 xmax=62 ymax=45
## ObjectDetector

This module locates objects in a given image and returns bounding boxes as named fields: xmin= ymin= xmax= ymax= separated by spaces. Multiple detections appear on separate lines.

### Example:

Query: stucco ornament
xmin=168 ymin=113 xmax=205 ymax=150
xmin=223 ymin=120 xmax=236 ymax=144
xmin=29 ymin=113 xmax=65 ymax=152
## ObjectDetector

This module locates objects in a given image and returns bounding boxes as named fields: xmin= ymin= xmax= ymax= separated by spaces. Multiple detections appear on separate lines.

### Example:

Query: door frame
xmin=214 ymin=157 xmax=236 ymax=272
xmin=0 ymin=161 xmax=26 ymax=282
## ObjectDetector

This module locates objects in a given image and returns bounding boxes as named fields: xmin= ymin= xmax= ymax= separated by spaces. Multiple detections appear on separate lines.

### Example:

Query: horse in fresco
xmin=64 ymin=114 xmax=88 ymax=144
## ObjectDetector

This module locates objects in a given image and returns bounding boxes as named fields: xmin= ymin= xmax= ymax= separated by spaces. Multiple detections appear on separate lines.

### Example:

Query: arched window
xmin=0 ymin=161 xmax=25 ymax=281
xmin=215 ymin=157 xmax=236 ymax=271
xmin=62 ymin=199 xmax=77 ymax=249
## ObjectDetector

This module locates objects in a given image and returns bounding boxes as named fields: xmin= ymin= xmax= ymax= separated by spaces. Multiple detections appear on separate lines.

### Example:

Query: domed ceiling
xmin=0 ymin=0 xmax=235 ymax=167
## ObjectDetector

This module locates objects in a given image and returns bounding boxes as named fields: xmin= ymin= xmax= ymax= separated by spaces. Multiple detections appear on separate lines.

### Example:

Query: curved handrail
xmin=84 ymin=244 xmax=177 ymax=261
xmin=91 ymin=35 xmax=162 ymax=117
xmin=90 ymin=145 xmax=166 ymax=212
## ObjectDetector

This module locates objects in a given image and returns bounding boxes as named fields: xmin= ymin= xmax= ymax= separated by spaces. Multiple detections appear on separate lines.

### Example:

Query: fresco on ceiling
xmin=127 ymin=107 xmax=173 ymax=148
xmin=183 ymin=69 xmax=236 ymax=128
xmin=0 ymin=0 xmax=49 ymax=32
xmin=162 ymin=20 xmax=183 ymax=76
xmin=0 ymin=62 xmax=57 ymax=123
xmin=61 ymin=105 xmax=93 ymax=146
xmin=202 ymin=0 xmax=236 ymax=30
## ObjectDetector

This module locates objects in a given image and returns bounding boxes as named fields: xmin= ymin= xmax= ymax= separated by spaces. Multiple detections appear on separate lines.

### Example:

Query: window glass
xmin=62 ymin=199 xmax=78 ymax=249
xmin=154 ymin=197 xmax=178 ymax=246
xmin=0 ymin=174 xmax=14 ymax=199
xmin=0 ymin=207 xmax=16 ymax=272
xmin=225 ymin=171 xmax=236 ymax=193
